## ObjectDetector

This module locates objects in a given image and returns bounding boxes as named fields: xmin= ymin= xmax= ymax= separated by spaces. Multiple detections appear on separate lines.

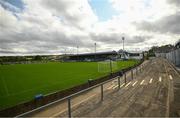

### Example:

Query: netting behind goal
xmin=98 ymin=61 xmax=118 ymax=73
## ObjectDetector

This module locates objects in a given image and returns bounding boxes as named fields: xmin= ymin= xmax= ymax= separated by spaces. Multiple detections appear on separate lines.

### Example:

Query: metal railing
xmin=16 ymin=64 xmax=144 ymax=118
xmin=155 ymin=48 xmax=180 ymax=67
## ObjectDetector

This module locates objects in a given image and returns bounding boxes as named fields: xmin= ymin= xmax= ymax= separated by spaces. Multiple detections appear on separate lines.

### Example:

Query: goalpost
xmin=98 ymin=60 xmax=118 ymax=73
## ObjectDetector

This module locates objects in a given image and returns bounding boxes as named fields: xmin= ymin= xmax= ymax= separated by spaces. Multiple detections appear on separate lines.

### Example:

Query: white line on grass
xmin=1 ymin=77 xmax=9 ymax=96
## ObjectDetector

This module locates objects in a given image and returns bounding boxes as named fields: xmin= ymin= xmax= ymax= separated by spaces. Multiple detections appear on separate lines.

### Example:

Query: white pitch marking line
xmin=159 ymin=76 xmax=162 ymax=82
xmin=1 ymin=78 xmax=9 ymax=96
xmin=125 ymin=82 xmax=132 ymax=88
xmin=140 ymin=80 xmax=145 ymax=85
xmin=51 ymin=94 xmax=96 ymax=117
xmin=169 ymin=75 xmax=173 ymax=80
xmin=149 ymin=78 xmax=153 ymax=84
xmin=132 ymin=81 xmax=138 ymax=86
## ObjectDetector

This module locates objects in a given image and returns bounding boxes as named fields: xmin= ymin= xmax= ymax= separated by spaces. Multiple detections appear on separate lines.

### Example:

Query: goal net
xmin=98 ymin=60 xmax=118 ymax=73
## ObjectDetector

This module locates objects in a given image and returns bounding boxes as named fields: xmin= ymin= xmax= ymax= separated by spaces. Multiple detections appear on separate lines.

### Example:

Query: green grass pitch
xmin=0 ymin=60 xmax=139 ymax=110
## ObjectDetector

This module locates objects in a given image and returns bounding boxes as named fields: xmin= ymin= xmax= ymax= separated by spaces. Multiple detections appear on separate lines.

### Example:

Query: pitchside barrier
xmin=0 ymin=60 xmax=144 ymax=117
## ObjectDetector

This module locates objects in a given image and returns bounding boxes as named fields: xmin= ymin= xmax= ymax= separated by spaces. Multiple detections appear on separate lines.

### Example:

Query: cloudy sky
xmin=0 ymin=0 xmax=179 ymax=56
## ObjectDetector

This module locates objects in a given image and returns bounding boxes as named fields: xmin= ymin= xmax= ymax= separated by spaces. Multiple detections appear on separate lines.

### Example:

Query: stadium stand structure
xmin=66 ymin=51 xmax=117 ymax=62
xmin=64 ymin=50 xmax=143 ymax=62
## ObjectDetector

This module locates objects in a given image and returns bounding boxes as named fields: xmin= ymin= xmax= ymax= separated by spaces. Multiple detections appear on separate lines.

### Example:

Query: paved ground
xmin=26 ymin=58 xmax=180 ymax=117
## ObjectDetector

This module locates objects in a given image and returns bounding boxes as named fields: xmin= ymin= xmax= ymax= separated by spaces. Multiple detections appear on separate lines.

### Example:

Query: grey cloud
xmin=0 ymin=23 xmax=91 ymax=55
xmin=167 ymin=0 xmax=180 ymax=7
xmin=90 ymin=33 xmax=152 ymax=45
xmin=0 ymin=49 xmax=17 ymax=54
xmin=135 ymin=12 xmax=180 ymax=34
xmin=22 ymin=16 xmax=48 ymax=28
xmin=41 ymin=0 xmax=85 ymax=29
